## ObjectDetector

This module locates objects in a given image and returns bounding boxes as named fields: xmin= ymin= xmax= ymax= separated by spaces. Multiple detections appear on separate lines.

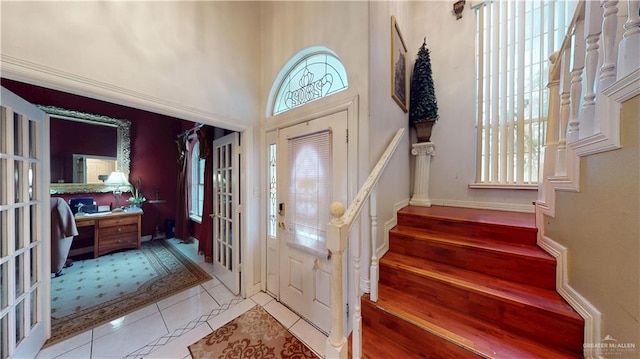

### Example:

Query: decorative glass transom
xmin=272 ymin=52 xmax=348 ymax=115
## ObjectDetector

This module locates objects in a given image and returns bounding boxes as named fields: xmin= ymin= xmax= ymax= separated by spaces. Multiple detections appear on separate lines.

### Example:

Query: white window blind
xmin=287 ymin=130 xmax=332 ymax=244
xmin=474 ymin=0 xmax=575 ymax=186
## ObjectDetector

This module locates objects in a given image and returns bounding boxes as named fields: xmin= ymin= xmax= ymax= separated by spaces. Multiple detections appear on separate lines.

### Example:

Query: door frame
xmin=261 ymin=95 xmax=359 ymax=333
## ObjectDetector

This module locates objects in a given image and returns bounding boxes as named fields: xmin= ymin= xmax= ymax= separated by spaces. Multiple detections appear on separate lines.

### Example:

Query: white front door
xmin=277 ymin=111 xmax=348 ymax=334
xmin=1 ymin=87 xmax=49 ymax=358
xmin=212 ymin=132 xmax=241 ymax=295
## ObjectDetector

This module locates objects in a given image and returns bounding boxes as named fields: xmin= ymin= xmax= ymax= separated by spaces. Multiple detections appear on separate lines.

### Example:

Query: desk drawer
xmin=75 ymin=218 xmax=96 ymax=227
xmin=99 ymin=224 xmax=138 ymax=237
xmin=98 ymin=233 xmax=138 ymax=256
xmin=99 ymin=216 xmax=139 ymax=228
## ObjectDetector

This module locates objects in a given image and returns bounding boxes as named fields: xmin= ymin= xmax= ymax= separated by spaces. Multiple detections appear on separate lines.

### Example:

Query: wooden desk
xmin=75 ymin=211 xmax=142 ymax=258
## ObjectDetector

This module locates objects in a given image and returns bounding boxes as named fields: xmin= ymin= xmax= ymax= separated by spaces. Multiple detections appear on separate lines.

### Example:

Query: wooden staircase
xmin=360 ymin=205 xmax=584 ymax=358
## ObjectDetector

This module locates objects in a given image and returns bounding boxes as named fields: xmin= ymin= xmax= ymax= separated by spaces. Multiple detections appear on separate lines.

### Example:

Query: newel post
xmin=325 ymin=202 xmax=348 ymax=359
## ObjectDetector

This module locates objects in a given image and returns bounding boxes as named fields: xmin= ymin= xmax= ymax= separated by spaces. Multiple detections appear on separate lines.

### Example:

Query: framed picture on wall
xmin=391 ymin=15 xmax=408 ymax=113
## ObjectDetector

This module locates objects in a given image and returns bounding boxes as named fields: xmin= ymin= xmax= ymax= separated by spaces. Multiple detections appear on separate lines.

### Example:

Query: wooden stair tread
xmin=400 ymin=205 xmax=536 ymax=231
xmin=391 ymin=225 xmax=554 ymax=263
xmin=381 ymin=251 xmax=582 ymax=322
xmin=366 ymin=286 xmax=581 ymax=358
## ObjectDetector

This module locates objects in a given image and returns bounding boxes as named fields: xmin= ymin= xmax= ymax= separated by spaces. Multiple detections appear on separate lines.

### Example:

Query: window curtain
xmin=197 ymin=127 xmax=214 ymax=262
xmin=174 ymin=135 xmax=191 ymax=242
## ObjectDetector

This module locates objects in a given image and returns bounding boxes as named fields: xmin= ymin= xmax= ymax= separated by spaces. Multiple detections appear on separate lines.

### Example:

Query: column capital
xmin=411 ymin=142 xmax=436 ymax=156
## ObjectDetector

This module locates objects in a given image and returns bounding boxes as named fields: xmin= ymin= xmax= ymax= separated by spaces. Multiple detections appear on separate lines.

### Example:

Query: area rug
xmin=188 ymin=305 xmax=319 ymax=359
xmin=46 ymin=239 xmax=212 ymax=347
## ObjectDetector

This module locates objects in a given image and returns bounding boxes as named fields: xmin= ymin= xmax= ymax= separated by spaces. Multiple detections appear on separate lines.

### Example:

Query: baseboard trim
xmin=428 ymin=198 xmax=535 ymax=213
xmin=248 ymin=283 xmax=261 ymax=298
xmin=536 ymin=224 xmax=602 ymax=359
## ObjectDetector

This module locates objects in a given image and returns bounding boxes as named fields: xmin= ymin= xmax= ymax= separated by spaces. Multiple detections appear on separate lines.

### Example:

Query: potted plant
xmin=127 ymin=176 xmax=146 ymax=207
xmin=409 ymin=38 xmax=439 ymax=143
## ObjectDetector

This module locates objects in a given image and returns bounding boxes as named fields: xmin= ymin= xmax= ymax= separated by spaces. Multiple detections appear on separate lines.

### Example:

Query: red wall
xmin=2 ymin=78 xmax=195 ymax=238
xmin=50 ymin=118 xmax=117 ymax=183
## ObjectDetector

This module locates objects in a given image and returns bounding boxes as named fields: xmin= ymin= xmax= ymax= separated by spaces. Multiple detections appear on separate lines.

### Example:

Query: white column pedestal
xmin=410 ymin=142 xmax=435 ymax=207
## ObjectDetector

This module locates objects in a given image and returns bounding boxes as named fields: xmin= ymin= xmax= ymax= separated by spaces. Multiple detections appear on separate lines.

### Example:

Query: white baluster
xmin=540 ymin=52 xmax=561 ymax=203
xmin=352 ymin=199 xmax=363 ymax=359
xmin=617 ymin=0 xmax=640 ymax=78
xmin=568 ymin=19 xmax=585 ymax=144
xmin=557 ymin=44 xmax=572 ymax=177
xmin=581 ymin=1 xmax=603 ymax=136
xmin=599 ymin=0 xmax=619 ymax=88
xmin=326 ymin=202 xmax=347 ymax=359
xmin=369 ymin=188 xmax=378 ymax=302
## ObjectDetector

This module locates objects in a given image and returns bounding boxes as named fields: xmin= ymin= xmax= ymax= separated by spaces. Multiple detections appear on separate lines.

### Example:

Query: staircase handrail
xmin=338 ymin=128 xmax=405 ymax=234
xmin=325 ymin=127 xmax=405 ymax=359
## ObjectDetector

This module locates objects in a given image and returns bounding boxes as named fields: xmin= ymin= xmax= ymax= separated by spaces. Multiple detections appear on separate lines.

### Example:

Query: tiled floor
xmin=36 ymin=239 xmax=328 ymax=359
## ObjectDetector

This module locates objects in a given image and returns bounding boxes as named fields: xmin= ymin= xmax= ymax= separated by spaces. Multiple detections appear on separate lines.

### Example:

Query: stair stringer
xmin=534 ymin=73 xmax=640 ymax=359
xmin=535 ymin=222 xmax=602 ymax=359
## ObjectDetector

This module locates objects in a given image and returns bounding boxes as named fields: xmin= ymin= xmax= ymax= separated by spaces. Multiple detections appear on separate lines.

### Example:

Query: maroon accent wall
xmin=50 ymin=118 xmax=117 ymax=183
xmin=2 ymin=78 xmax=197 ymax=238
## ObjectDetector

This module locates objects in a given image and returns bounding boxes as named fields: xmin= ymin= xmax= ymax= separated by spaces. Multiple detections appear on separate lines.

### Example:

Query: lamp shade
xmin=104 ymin=171 xmax=131 ymax=188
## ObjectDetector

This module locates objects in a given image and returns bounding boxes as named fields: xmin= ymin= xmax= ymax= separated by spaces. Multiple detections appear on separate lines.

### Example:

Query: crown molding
xmin=1 ymin=55 xmax=245 ymax=131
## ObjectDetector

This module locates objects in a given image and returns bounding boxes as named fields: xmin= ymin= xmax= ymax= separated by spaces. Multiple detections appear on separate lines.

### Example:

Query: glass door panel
xmin=1 ymin=87 xmax=47 ymax=358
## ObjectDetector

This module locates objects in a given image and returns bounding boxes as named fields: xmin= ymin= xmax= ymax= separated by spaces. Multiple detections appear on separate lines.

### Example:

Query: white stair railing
xmin=540 ymin=0 xmax=639 ymax=205
xmin=325 ymin=128 xmax=404 ymax=359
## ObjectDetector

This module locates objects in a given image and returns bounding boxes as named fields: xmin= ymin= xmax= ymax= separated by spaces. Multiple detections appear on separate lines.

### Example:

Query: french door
xmin=1 ymin=87 xmax=48 ymax=358
xmin=211 ymin=133 xmax=241 ymax=295
xmin=276 ymin=111 xmax=348 ymax=334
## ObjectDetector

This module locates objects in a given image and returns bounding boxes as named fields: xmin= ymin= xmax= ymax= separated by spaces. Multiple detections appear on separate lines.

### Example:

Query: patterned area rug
xmin=46 ymin=239 xmax=212 ymax=347
xmin=189 ymin=305 xmax=319 ymax=359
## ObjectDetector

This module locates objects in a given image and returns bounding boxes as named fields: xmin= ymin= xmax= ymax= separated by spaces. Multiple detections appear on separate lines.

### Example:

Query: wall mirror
xmin=41 ymin=105 xmax=132 ymax=194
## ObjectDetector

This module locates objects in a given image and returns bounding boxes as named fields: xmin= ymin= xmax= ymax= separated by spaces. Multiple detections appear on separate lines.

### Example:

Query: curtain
xmin=174 ymin=135 xmax=191 ymax=242
xmin=197 ymin=127 xmax=214 ymax=262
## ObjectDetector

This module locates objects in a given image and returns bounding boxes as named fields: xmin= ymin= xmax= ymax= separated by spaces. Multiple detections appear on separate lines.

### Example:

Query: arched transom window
xmin=270 ymin=48 xmax=348 ymax=116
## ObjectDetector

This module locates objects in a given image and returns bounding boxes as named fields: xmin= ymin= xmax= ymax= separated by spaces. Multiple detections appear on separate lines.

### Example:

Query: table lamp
xmin=105 ymin=171 xmax=131 ymax=212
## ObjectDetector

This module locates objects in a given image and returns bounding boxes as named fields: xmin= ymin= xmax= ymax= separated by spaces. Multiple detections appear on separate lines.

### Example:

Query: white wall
xmin=411 ymin=1 xmax=536 ymax=211
xmin=1 ymin=1 xmax=261 ymax=130
xmin=369 ymin=2 xmax=413 ymax=254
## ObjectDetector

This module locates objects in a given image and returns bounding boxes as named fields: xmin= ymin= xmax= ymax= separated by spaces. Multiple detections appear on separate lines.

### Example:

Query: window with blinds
xmin=190 ymin=140 xmax=205 ymax=221
xmin=287 ymin=130 xmax=332 ymax=246
xmin=474 ymin=0 xmax=576 ymax=187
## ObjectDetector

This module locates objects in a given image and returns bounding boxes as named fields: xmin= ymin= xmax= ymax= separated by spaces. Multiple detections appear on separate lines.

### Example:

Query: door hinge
xmin=346 ymin=303 xmax=349 ymax=317
xmin=346 ymin=129 xmax=349 ymax=143
xmin=238 ymin=263 xmax=242 ymax=272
